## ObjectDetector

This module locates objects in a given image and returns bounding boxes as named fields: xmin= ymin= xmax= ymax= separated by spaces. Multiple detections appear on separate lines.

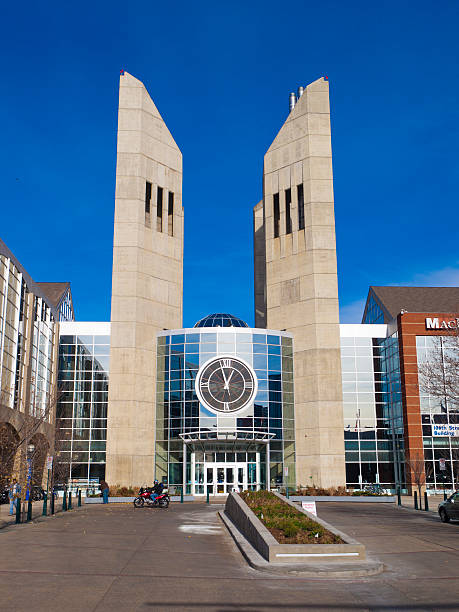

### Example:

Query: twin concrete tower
xmin=106 ymin=72 xmax=345 ymax=489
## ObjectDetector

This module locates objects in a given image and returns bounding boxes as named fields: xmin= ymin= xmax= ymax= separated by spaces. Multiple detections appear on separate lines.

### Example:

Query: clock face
xmin=195 ymin=356 xmax=257 ymax=414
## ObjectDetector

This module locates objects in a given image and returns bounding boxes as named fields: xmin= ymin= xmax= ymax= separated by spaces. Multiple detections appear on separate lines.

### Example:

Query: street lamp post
xmin=26 ymin=443 xmax=35 ymax=522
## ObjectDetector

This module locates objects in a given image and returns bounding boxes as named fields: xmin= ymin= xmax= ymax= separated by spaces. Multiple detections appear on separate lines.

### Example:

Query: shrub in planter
xmin=240 ymin=490 xmax=343 ymax=545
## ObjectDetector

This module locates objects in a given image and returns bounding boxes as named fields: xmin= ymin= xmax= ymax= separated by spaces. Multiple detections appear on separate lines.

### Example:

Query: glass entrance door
xmin=206 ymin=463 xmax=246 ymax=495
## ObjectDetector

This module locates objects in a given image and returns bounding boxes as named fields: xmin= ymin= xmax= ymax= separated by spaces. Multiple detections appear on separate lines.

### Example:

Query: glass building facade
xmin=417 ymin=335 xmax=459 ymax=491
xmin=57 ymin=322 xmax=110 ymax=487
xmin=341 ymin=325 xmax=405 ymax=492
xmin=0 ymin=252 xmax=57 ymax=419
xmin=155 ymin=325 xmax=295 ymax=495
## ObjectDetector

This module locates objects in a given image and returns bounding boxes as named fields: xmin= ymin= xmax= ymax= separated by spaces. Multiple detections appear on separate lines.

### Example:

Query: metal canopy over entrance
xmin=179 ymin=430 xmax=275 ymax=496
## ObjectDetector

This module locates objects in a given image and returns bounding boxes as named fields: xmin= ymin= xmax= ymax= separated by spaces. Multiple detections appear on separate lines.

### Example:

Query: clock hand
xmin=226 ymin=370 xmax=234 ymax=388
xmin=221 ymin=367 xmax=229 ymax=389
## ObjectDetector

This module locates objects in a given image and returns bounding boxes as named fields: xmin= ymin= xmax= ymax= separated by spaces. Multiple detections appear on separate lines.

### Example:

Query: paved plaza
xmin=0 ymin=500 xmax=458 ymax=611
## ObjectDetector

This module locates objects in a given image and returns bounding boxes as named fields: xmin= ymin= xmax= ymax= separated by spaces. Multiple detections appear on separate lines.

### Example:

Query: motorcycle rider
xmin=150 ymin=479 xmax=164 ymax=502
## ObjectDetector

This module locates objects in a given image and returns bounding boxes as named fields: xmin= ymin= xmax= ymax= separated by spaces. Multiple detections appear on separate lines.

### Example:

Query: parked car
xmin=438 ymin=491 xmax=459 ymax=523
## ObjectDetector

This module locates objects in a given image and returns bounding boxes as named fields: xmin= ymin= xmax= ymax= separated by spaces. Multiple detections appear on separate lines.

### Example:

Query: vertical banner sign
xmin=284 ymin=466 xmax=288 ymax=477
xmin=46 ymin=455 xmax=53 ymax=471
xmin=439 ymin=458 xmax=446 ymax=471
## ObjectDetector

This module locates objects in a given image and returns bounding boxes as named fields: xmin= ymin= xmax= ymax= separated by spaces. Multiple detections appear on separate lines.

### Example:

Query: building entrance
xmin=206 ymin=463 xmax=247 ymax=495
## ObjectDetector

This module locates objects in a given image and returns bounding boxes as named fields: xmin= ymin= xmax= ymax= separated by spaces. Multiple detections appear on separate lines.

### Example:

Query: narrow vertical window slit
xmin=297 ymin=184 xmax=305 ymax=231
xmin=285 ymin=188 xmax=292 ymax=234
xmin=168 ymin=192 xmax=174 ymax=236
xmin=273 ymin=193 xmax=280 ymax=238
xmin=157 ymin=186 xmax=163 ymax=232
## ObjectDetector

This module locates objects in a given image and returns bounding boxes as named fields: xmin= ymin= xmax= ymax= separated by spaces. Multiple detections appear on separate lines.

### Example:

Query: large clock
xmin=195 ymin=356 xmax=257 ymax=414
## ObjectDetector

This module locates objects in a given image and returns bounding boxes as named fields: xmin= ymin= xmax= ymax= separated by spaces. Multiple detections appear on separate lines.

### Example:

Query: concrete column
xmin=266 ymin=441 xmax=270 ymax=491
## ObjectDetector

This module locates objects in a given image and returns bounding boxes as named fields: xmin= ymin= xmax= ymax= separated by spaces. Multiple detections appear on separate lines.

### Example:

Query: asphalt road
xmin=0 ymin=500 xmax=458 ymax=611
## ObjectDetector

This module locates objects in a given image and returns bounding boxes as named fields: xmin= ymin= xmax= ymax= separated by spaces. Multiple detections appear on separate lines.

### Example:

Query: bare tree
xmin=0 ymin=386 xmax=59 ymax=498
xmin=417 ymin=329 xmax=459 ymax=412
xmin=405 ymin=454 xmax=433 ymax=504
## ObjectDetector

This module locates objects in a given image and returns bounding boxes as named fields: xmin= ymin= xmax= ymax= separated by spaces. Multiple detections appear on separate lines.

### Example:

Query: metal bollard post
xmin=180 ymin=487 xmax=184 ymax=503
xmin=78 ymin=490 xmax=82 ymax=507
xmin=51 ymin=491 xmax=55 ymax=515
xmin=414 ymin=490 xmax=418 ymax=510
xmin=286 ymin=486 xmax=289 ymax=499
xmin=27 ymin=498 xmax=33 ymax=522
xmin=206 ymin=488 xmax=210 ymax=504
xmin=424 ymin=492 xmax=429 ymax=512
xmin=15 ymin=497 xmax=21 ymax=524
xmin=397 ymin=486 xmax=401 ymax=506
xmin=68 ymin=492 xmax=72 ymax=510
xmin=42 ymin=491 xmax=47 ymax=516
xmin=63 ymin=491 xmax=67 ymax=511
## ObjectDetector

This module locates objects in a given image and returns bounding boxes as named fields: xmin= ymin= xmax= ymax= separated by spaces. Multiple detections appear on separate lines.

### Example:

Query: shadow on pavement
xmin=145 ymin=604 xmax=459 ymax=610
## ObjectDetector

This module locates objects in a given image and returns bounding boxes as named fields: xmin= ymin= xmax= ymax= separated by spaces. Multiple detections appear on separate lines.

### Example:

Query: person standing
xmin=100 ymin=479 xmax=109 ymax=504
xmin=8 ymin=479 xmax=20 ymax=515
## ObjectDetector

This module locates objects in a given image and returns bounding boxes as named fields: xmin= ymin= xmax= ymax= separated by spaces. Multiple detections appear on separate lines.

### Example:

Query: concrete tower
xmin=106 ymin=72 xmax=184 ymax=486
xmin=254 ymin=77 xmax=345 ymax=488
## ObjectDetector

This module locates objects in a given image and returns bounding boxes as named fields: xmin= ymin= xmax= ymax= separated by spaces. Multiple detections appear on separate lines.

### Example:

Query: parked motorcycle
xmin=133 ymin=488 xmax=170 ymax=508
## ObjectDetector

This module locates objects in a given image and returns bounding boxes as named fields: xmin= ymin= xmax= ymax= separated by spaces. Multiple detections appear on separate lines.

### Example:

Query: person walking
xmin=100 ymin=479 xmax=109 ymax=504
xmin=8 ymin=479 xmax=20 ymax=515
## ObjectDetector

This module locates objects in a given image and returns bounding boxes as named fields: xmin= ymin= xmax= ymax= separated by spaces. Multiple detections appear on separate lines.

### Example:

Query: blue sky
xmin=1 ymin=1 xmax=459 ymax=327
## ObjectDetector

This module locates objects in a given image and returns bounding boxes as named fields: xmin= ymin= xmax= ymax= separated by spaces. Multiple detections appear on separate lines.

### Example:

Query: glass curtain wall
xmin=341 ymin=333 xmax=403 ymax=491
xmin=417 ymin=335 xmax=459 ymax=491
xmin=57 ymin=333 xmax=109 ymax=486
xmin=155 ymin=329 xmax=295 ymax=492
xmin=0 ymin=255 xmax=56 ymax=417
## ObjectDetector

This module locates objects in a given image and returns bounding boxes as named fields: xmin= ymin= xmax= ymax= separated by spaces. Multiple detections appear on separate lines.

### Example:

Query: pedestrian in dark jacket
xmin=100 ymin=480 xmax=109 ymax=504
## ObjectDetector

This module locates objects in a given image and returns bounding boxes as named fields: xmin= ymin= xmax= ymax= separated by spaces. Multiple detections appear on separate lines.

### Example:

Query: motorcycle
xmin=133 ymin=487 xmax=170 ymax=508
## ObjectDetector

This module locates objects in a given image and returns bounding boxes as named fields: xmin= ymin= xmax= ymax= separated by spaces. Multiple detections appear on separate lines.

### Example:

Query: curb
xmin=218 ymin=510 xmax=384 ymax=578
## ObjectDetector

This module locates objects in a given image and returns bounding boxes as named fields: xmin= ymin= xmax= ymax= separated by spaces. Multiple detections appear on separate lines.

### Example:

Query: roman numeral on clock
xmin=220 ymin=359 xmax=231 ymax=368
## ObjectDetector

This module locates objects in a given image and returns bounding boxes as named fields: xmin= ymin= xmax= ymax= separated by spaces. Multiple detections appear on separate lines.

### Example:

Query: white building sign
xmin=432 ymin=424 xmax=459 ymax=437
xmin=425 ymin=317 xmax=459 ymax=330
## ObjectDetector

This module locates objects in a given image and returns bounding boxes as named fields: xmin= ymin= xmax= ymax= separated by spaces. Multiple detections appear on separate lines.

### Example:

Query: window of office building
xmin=416 ymin=335 xmax=459 ymax=491
xmin=341 ymin=333 xmax=404 ymax=491
xmin=57 ymin=332 xmax=110 ymax=487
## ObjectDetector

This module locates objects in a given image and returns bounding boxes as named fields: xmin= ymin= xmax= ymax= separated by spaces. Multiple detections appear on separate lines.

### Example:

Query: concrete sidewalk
xmin=1 ymin=500 xmax=459 ymax=610
xmin=0 ymin=496 xmax=74 ymax=529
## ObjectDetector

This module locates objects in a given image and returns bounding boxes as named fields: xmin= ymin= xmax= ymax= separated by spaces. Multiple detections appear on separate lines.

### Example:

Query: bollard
xmin=78 ymin=490 xmax=82 ymax=507
xmin=51 ymin=491 xmax=55 ymax=515
xmin=180 ymin=487 xmax=184 ymax=503
xmin=444 ymin=490 xmax=447 ymax=501
xmin=286 ymin=486 xmax=289 ymax=499
xmin=424 ymin=492 xmax=429 ymax=512
xmin=15 ymin=497 xmax=21 ymax=524
xmin=63 ymin=491 xmax=67 ymax=511
xmin=397 ymin=486 xmax=402 ymax=506
xmin=414 ymin=490 xmax=418 ymax=510
xmin=27 ymin=498 xmax=33 ymax=522
xmin=68 ymin=492 xmax=72 ymax=510
xmin=42 ymin=491 xmax=47 ymax=516
xmin=206 ymin=488 xmax=210 ymax=504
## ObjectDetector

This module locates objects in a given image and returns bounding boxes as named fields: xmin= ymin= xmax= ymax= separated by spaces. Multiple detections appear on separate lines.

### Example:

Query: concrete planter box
xmin=290 ymin=495 xmax=395 ymax=503
xmin=85 ymin=495 xmax=194 ymax=504
xmin=224 ymin=492 xmax=366 ymax=564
